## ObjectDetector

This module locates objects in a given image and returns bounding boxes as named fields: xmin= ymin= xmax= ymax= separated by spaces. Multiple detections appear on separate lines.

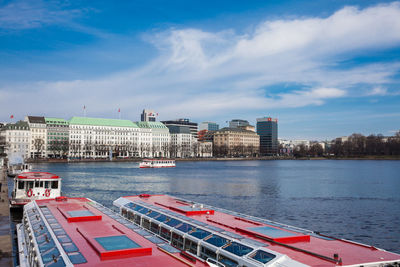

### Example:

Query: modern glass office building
xmin=256 ymin=117 xmax=278 ymax=155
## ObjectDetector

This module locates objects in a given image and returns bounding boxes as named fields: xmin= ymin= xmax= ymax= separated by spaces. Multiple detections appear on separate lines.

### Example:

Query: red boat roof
xmin=27 ymin=197 xmax=206 ymax=266
xmin=17 ymin=172 xmax=60 ymax=180
xmin=117 ymin=194 xmax=400 ymax=267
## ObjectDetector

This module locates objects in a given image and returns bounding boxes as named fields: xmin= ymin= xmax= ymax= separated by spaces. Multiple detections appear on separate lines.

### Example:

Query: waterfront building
xmin=197 ymin=141 xmax=213 ymax=157
xmin=136 ymin=121 xmax=170 ymax=157
xmin=167 ymin=125 xmax=197 ymax=158
xmin=257 ymin=117 xmax=278 ymax=155
xmin=69 ymin=117 xmax=140 ymax=159
xmin=0 ymin=121 xmax=30 ymax=160
xmin=162 ymin=118 xmax=198 ymax=139
xmin=238 ymin=125 xmax=255 ymax=132
xmin=45 ymin=117 xmax=69 ymax=158
xmin=199 ymin=121 xmax=219 ymax=131
xmin=229 ymin=119 xmax=250 ymax=128
xmin=213 ymin=127 xmax=259 ymax=157
xmin=25 ymin=116 xmax=47 ymax=158
xmin=141 ymin=109 xmax=157 ymax=122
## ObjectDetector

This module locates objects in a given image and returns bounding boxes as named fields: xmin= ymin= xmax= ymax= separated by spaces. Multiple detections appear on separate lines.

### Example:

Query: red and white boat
xmin=113 ymin=194 xmax=400 ymax=267
xmin=10 ymin=172 xmax=62 ymax=208
xmin=17 ymin=197 xmax=209 ymax=267
xmin=139 ymin=159 xmax=176 ymax=168
xmin=17 ymin=193 xmax=400 ymax=267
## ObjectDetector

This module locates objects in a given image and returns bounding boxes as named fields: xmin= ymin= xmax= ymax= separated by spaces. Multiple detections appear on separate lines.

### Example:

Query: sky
xmin=0 ymin=0 xmax=400 ymax=140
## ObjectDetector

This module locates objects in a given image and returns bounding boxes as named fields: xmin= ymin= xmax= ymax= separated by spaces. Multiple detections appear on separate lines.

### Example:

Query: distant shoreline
xmin=25 ymin=155 xmax=400 ymax=164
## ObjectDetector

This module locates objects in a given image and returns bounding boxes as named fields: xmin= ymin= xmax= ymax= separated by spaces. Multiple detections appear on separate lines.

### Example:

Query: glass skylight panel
xmin=223 ymin=242 xmax=253 ymax=256
xmin=155 ymin=214 xmax=169 ymax=223
xmin=95 ymin=235 xmax=141 ymax=251
xmin=205 ymin=235 xmax=229 ymax=247
xmin=67 ymin=210 xmax=95 ymax=218
xmin=147 ymin=211 xmax=160 ymax=218
xmin=250 ymin=250 xmax=276 ymax=264
xmin=176 ymin=223 xmax=195 ymax=233
xmin=165 ymin=218 xmax=181 ymax=227
xmin=189 ymin=228 xmax=211 ymax=239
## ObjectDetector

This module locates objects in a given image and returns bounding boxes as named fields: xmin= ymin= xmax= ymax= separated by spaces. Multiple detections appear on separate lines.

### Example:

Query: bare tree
xmin=33 ymin=138 xmax=44 ymax=158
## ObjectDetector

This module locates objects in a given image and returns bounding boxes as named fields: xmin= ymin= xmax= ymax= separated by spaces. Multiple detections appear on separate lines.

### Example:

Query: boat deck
xmin=116 ymin=194 xmax=400 ymax=267
xmin=21 ymin=197 xmax=207 ymax=266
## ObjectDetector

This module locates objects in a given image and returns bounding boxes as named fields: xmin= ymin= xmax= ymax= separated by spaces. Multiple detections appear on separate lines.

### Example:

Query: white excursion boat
xmin=139 ymin=159 xmax=176 ymax=168
xmin=10 ymin=172 xmax=62 ymax=208
xmin=7 ymin=163 xmax=31 ymax=177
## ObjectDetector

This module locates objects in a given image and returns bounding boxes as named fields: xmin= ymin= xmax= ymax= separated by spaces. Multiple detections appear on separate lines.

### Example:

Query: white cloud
xmin=1 ymin=2 xmax=400 ymax=121
xmin=367 ymin=87 xmax=388 ymax=96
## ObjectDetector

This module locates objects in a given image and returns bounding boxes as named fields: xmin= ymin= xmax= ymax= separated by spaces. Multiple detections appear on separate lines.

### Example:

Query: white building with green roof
xmin=69 ymin=117 xmax=141 ymax=159
xmin=136 ymin=121 xmax=170 ymax=157
xmin=45 ymin=118 xmax=69 ymax=158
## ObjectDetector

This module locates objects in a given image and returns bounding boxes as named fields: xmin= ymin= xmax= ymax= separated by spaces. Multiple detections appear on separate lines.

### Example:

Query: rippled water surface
xmin=32 ymin=160 xmax=400 ymax=253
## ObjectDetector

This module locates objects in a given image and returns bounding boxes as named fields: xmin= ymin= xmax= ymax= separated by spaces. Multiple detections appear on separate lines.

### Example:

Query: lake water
xmin=30 ymin=160 xmax=400 ymax=253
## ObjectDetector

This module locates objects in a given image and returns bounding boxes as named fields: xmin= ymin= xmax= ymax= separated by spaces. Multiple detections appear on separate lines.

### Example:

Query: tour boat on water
xmin=17 ymin=197 xmax=210 ymax=267
xmin=17 ymin=194 xmax=400 ymax=267
xmin=7 ymin=163 xmax=31 ymax=177
xmin=139 ymin=159 xmax=176 ymax=168
xmin=10 ymin=172 xmax=61 ymax=208
xmin=113 ymin=194 xmax=400 ymax=267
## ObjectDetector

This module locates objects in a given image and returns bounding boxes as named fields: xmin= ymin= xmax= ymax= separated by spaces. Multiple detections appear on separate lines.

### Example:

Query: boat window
xmin=171 ymin=232 xmax=184 ymax=250
xmin=155 ymin=214 xmax=169 ymax=223
xmin=150 ymin=222 xmax=159 ymax=234
xmin=18 ymin=181 xmax=24 ymax=189
xmin=39 ymin=181 xmax=44 ymax=187
xmin=205 ymin=235 xmax=229 ymax=247
xmin=147 ymin=211 xmax=160 ymax=219
xmin=200 ymin=246 xmax=216 ymax=260
xmin=45 ymin=181 xmax=50 ymax=188
xmin=249 ymin=250 xmax=276 ymax=264
xmin=222 ymin=242 xmax=253 ymax=257
xmin=218 ymin=255 xmax=239 ymax=267
xmin=134 ymin=214 xmax=141 ymax=225
xmin=190 ymin=228 xmax=212 ymax=239
xmin=176 ymin=223 xmax=195 ymax=233
xmin=184 ymin=238 xmax=198 ymax=255
xmin=142 ymin=218 xmax=150 ymax=230
xmin=35 ymin=181 xmax=40 ymax=188
xmin=27 ymin=181 xmax=34 ymax=189
xmin=51 ymin=181 xmax=58 ymax=189
xmin=166 ymin=218 xmax=181 ymax=227
xmin=160 ymin=227 xmax=171 ymax=241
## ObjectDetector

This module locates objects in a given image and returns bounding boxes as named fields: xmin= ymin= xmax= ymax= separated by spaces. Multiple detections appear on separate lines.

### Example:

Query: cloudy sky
xmin=1 ymin=0 xmax=400 ymax=140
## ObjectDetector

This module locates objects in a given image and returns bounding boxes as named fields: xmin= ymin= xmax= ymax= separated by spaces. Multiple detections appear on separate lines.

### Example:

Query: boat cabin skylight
xmin=95 ymin=235 xmax=141 ymax=251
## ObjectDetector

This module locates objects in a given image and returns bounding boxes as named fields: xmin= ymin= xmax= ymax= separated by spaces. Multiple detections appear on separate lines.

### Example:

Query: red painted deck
xmin=36 ymin=197 xmax=207 ymax=266
xmin=122 ymin=194 xmax=400 ymax=267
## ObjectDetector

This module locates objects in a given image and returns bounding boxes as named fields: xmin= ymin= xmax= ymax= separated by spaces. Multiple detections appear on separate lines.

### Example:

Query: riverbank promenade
xmin=0 ymin=169 xmax=12 ymax=266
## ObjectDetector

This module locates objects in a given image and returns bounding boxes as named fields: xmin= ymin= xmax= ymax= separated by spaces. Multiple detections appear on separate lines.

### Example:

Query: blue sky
xmin=1 ymin=0 xmax=400 ymax=140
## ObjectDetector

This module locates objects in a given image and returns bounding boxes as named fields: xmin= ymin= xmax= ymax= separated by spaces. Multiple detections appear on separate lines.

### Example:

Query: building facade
xmin=0 ymin=121 xmax=30 ymax=161
xmin=137 ymin=121 xmax=170 ymax=158
xmin=197 ymin=141 xmax=213 ymax=157
xmin=213 ymin=127 xmax=259 ymax=157
xmin=229 ymin=119 xmax=250 ymax=128
xmin=167 ymin=125 xmax=196 ymax=158
xmin=162 ymin=119 xmax=198 ymax=139
xmin=141 ymin=109 xmax=157 ymax=122
xmin=69 ymin=117 xmax=141 ymax=159
xmin=25 ymin=116 xmax=47 ymax=158
xmin=199 ymin=121 xmax=219 ymax=131
xmin=257 ymin=117 xmax=278 ymax=155
xmin=45 ymin=118 xmax=69 ymax=158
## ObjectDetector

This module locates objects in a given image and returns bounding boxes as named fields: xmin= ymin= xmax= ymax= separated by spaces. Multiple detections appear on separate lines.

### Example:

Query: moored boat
xmin=10 ymin=172 xmax=61 ymax=208
xmin=7 ymin=163 xmax=31 ymax=177
xmin=114 ymin=194 xmax=400 ymax=267
xmin=139 ymin=159 xmax=176 ymax=168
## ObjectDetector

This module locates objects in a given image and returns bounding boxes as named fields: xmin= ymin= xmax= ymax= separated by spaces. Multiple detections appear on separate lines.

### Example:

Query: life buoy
xmin=27 ymin=189 xmax=33 ymax=197
xmin=45 ymin=189 xmax=51 ymax=197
